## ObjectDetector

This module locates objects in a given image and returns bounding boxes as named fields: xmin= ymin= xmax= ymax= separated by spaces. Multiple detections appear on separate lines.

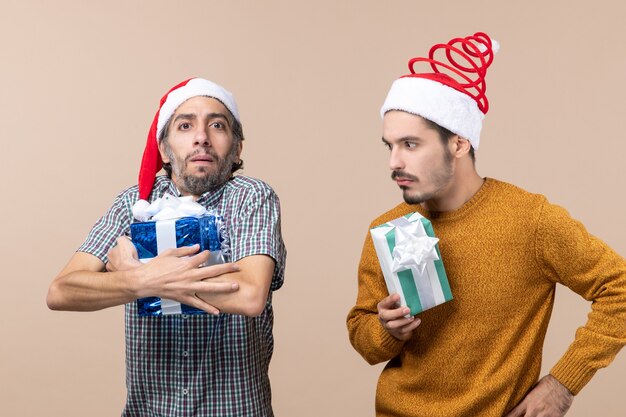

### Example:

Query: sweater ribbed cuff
xmin=376 ymin=320 xmax=406 ymax=353
xmin=550 ymin=349 xmax=597 ymax=395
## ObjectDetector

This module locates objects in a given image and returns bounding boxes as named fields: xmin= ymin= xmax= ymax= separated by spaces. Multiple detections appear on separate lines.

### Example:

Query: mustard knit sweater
xmin=347 ymin=178 xmax=626 ymax=417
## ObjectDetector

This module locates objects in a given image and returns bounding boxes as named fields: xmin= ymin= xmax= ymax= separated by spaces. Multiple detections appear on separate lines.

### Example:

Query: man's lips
xmin=189 ymin=154 xmax=215 ymax=163
xmin=395 ymin=178 xmax=414 ymax=186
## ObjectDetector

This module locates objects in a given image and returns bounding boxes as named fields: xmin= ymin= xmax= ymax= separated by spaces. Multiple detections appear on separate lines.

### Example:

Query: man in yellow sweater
xmin=346 ymin=32 xmax=626 ymax=417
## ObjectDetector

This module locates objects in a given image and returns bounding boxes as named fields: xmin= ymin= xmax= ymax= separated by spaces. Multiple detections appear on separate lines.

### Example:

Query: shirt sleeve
xmin=76 ymin=190 xmax=133 ymax=264
xmin=535 ymin=201 xmax=626 ymax=394
xmin=347 ymin=228 xmax=406 ymax=365
xmin=228 ymin=183 xmax=286 ymax=291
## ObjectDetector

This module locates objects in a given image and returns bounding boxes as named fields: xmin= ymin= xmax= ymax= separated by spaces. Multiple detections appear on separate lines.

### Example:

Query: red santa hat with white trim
xmin=380 ymin=32 xmax=499 ymax=149
xmin=137 ymin=77 xmax=240 ymax=202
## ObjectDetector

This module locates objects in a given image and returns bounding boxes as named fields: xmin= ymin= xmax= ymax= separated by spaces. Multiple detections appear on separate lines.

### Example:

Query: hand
xmin=377 ymin=293 xmax=421 ymax=341
xmin=505 ymin=375 xmax=573 ymax=417
xmin=134 ymin=244 xmax=241 ymax=315
xmin=106 ymin=236 xmax=142 ymax=272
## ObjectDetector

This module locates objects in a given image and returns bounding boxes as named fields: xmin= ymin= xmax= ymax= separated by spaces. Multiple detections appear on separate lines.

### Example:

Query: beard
xmin=392 ymin=148 xmax=454 ymax=205
xmin=165 ymin=142 xmax=239 ymax=196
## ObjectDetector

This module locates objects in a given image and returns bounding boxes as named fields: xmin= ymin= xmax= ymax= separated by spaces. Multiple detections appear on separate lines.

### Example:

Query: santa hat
xmin=380 ymin=32 xmax=499 ymax=149
xmin=137 ymin=77 xmax=240 ymax=202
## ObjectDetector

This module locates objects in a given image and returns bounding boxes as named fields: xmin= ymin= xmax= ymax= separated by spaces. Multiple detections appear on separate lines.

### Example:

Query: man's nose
xmin=389 ymin=147 xmax=404 ymax=171
xmin=193 ymin=126 xmax=210 ymax=146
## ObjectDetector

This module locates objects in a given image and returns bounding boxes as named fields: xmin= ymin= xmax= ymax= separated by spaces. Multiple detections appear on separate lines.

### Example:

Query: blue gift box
xmin=130 ymin=215 xmax=226 ymax=316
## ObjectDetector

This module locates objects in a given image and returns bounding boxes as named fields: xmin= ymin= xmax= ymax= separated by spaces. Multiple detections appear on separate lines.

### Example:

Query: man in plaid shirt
xmin=47 ymin=78 xmax=286 ymax=416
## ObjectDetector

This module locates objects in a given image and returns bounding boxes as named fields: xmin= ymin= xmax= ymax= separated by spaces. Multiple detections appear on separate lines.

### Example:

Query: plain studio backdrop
xmin=1 ymin=1 xmax=624 ymax=416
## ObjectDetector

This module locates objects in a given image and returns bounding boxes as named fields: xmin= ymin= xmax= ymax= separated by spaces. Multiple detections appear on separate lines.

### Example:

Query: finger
xmin=160 ymin=244 xmax=201 ymax=258
xmin=182 ymin=294 xmax=221 ymax=315
xmin=377 ymin=293 xmax=401 ymax=310
xmin=384 ymin=315 xmax=416 ymax=330
xmin=197 ymin=262 xmax=241 ymax=279
xmin=383 ymin=317 xmax=421 ymax=331
xmin=396 ymin=317 xmax=422 ymax=334
xmin=195 ymin=280 xmax=240 ymax=294
xmin=185 ymin=249 xmax=211 ymax=267
xmin=378 ymin=305 xmax=411 ymax=323
xmin=503 ymin=403 xmax=525 ymax=417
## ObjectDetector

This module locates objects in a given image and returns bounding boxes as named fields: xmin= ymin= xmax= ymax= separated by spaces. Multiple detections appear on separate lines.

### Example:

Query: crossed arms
xmin=47 ymin=236 xmax=275 ymax=317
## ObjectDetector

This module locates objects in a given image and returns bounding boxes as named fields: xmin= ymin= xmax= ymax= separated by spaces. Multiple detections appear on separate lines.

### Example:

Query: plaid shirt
xmin=78 ymin=175 xmax=286 ymax=417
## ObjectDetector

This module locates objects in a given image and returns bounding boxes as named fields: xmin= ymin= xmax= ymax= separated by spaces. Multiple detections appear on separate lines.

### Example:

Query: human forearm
xmin=47 ymin=269 xmax=140 ymax=311
xmin=538 ymin=203 xmax=626 ymax=393
xmin=198 ymin=279 xmax=269 ymax=316
xmin=549 ymin=296 xmax=626 ymax=394
xmin=49 ymin=247 xmax=241 ymax=314
xmin=347 ymin=308 xmax=406 ymax=364
xmin=47 ymin=253 xmax=140 ymax=311
xmin=347 ymin=233 xmax=407 ymax=364
xmin=196 ymin=254 xmax=274 ymax=317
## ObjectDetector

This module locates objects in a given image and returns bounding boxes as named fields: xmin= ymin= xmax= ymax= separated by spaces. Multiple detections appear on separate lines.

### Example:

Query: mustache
xmin=391 ymin=170 xmax=418 ymax=181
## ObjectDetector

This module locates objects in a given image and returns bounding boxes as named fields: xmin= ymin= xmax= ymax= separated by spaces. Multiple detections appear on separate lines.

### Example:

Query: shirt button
xmin=182 ymin=389 xmax=188 ymax=395
xmin=182 ymin=351 xmax=188 ymax=357
xmin=182 ymin=314 xmax=189 ymax=320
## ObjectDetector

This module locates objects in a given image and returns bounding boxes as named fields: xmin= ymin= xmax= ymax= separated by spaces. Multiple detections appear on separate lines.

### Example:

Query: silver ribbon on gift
xmin=380 ymin=215 xmax=446 ymax=314
xmin=391 ymin=222 xmax=440 ymax=274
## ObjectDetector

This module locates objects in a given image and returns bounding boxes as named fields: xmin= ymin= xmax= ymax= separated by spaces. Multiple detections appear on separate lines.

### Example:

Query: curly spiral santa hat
xmin=381 ymin=32 xmax=499 ymax=149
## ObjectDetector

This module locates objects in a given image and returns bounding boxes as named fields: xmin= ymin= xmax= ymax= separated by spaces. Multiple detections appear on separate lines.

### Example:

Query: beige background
xmin=1 ymin=1 xmax=624 ymax=415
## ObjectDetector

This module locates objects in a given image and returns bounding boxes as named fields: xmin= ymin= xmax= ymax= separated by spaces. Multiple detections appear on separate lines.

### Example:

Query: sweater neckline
xmin=413 ymin=177 xmax=494 ymax=221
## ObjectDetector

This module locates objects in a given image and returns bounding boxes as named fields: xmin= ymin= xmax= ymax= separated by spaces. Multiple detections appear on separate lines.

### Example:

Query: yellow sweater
xmin=347 ymin=178 xmax=626 ymax=417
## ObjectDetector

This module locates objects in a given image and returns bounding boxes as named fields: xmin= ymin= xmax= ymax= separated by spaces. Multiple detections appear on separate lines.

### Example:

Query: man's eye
xmin=405 ymin=142 xmax=416 ymax=149
xmin=383 ymin=142 xmax=392 ymax=150
xmin=210 ymin=122 xmax=224 ymax=129
xmin=179 ymin=122 xmax=191 ymax=130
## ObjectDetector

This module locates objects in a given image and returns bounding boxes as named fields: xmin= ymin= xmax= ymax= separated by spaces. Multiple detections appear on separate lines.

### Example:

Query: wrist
xmin=122 ymin=267 xmax=146 ymax=299
xmin=547 ymin=374 xmax=574 ymax=397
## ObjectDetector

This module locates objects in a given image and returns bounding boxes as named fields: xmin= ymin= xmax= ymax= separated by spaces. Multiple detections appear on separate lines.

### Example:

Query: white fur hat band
xmin=156 ymin=78 xmax=240 ymax=141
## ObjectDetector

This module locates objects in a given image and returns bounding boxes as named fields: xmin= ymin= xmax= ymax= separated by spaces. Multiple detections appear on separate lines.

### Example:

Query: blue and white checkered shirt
xmin=78 ymin=175 xmax=286 ymax=417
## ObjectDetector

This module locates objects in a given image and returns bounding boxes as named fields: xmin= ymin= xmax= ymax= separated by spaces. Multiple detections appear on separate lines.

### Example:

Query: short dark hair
xmin=159 ymin=110 xmax=245 ymax=178
xmin=421 ymin=117 xmax=475 ymax=162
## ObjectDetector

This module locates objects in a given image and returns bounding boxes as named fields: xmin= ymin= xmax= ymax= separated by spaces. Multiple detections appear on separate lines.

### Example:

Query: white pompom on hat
xmin=381 ymin=32 xmax=499 ymax=149
xmin=137 ymin=78 xmax=239 ymax=204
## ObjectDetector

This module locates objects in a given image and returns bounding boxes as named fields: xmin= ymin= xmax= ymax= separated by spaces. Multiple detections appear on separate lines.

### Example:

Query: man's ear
xmin=158 ymin=140 xmax=170 ymax=164
xmin=451 ymin=136 xmax=472 ymax=158
xmin=236 ymin=140 xmax=243 ymax=160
